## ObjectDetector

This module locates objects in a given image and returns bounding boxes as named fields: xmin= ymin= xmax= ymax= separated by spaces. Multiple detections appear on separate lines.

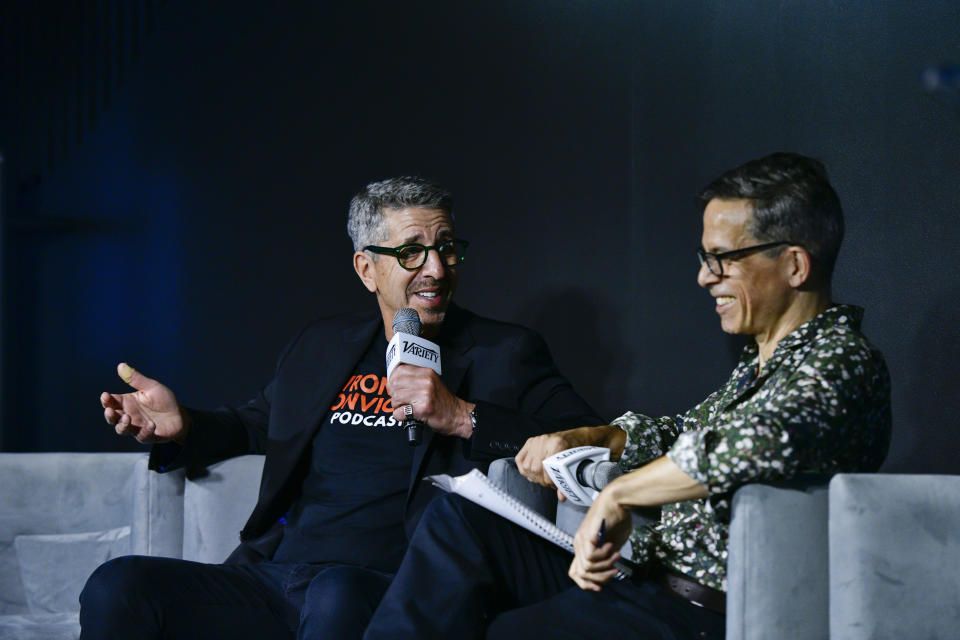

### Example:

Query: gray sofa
xmin=0 ymin=453 xmax=264 ymax=640
xmin=1 ymin=453 xmax=957 ymax=639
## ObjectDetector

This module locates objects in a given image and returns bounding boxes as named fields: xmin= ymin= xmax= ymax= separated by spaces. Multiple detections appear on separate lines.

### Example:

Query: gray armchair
xmin=726 ymin=478 xmax=830 ymax=640
xmin=180 ymin=455 xmax=265 ymax=564
xmin=487 ymin=460 xmax=960 ymax=640
xmin=829 ymin=474 xmax=960 ymax=639
xmin=0 ymin=453 xmax=183 ymax=640
xmin=4 ymin=453 xmax=958 ymax=639
xmin=487 ymin=459 xmax=834 ymax=639
xmin=0 ymin=453 xmax=263 ymax=640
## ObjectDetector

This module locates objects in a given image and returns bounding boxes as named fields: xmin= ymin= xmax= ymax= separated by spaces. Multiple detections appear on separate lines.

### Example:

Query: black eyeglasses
xmin=364 ymin=239 xmax=469 ymax=271
xmin=697 ymin=241 xmax=790 ymax=277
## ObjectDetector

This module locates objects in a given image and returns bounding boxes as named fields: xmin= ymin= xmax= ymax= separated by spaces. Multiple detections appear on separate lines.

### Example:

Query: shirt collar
xmin=737 ymin=304 xmax=864 ymax=376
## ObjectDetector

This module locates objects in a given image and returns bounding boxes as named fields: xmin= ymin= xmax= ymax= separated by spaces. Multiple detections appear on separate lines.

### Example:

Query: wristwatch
xmin=469 ymin=405 xmax=479 ymax=434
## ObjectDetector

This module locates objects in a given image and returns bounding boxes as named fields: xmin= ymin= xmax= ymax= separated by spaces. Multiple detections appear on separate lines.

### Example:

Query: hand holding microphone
xmin=541 ymin=446 xmax=623 ymax=506
xmin=543 ymin=446 xmax=661 ymax=526
xmin=386 ymin=308 xmax=436 ymax=446
xmin=386 ymin=308 xmax=474 ymax=445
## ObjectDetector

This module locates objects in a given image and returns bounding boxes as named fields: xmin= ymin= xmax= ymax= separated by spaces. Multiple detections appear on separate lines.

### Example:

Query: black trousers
xmin=363 ymin=494 xmax=726 ymax=640
xmin=78 ymin=556 xmax=392 ymax=640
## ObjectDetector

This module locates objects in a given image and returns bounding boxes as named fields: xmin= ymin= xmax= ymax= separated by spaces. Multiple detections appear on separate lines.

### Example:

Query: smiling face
xmin=354 ymin=206 xmax=458 ymax=339
xmin=697 ymin=198 xmax=795 ymax=341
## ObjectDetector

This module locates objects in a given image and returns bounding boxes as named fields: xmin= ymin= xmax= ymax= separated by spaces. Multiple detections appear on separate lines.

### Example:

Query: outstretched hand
xmin=100 ymin=363 xmax=188 ymax=444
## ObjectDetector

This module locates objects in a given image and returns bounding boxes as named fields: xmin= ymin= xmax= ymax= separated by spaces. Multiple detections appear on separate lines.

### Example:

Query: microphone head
xmin=392 ymin=308 xmax=422 ymax=337
xmin=589 ymin=461 xmax=623 ymax=490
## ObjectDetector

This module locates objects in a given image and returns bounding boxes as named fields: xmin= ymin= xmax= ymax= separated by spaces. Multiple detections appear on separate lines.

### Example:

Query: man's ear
xmin=354 ymin=251 xmax=378 ymax=293
xmin=785 ymin=246 xmax=812 ymax=288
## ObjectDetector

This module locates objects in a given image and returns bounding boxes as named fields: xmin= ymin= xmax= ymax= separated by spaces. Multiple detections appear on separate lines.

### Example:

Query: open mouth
xmin=715 ymin=296 xmax=735 ymax=309
xmin=411 ymin=289 xmax=444 ymax=305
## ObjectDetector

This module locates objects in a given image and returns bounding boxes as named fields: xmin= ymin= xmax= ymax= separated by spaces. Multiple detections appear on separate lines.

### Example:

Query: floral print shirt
xmin=612 ymin=304 xmax=891 ymax=591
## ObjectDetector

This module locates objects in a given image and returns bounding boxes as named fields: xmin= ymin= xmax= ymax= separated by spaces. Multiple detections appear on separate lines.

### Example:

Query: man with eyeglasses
xmin=80 ymin=176 xmax=600 ymax=640
xmin=364 ymin=153 xmax=891 ymax=639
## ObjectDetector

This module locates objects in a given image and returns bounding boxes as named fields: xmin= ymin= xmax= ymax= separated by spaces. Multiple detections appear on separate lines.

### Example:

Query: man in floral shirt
xmin=363 ymin=153 xmax=891 ymax=640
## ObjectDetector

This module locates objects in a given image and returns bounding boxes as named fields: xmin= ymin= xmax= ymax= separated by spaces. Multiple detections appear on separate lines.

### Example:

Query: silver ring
xmin=403 ymin=404 xmax=414 ymax=418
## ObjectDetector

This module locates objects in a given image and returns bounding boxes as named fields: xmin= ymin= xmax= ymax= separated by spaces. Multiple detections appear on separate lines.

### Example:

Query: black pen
xmin=597 ymin=518 xmax=606 ymax=546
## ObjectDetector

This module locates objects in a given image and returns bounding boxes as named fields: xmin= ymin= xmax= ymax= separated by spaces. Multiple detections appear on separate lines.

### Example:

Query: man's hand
xmin=515 ymin=425 xmax=626 ymax=490
xmin=100 ymin=363 xmax=189 ymax=445
xmin=569 ymin=487 xmax=631 ymax=591
xmin=388 ymin=364 xmax=473 ymax=439
xmin=568 ymin=456 xmax=709 ymax=590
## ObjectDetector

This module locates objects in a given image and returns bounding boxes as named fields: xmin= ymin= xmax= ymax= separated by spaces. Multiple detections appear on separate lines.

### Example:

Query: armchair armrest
xmin=487 ymin=458 xmax=557 ymax=522
xmin=726 ymin=476 xmax=830 ymax=640
xmin=486 ymin=458 xmax=654 ymax=551
xmin=182 ymin=455 xmax=266 ymax=563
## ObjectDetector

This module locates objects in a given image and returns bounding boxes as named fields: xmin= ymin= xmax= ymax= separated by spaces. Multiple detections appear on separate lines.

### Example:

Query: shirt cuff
xmin=666 ymin=430 xmax=710 ymax=487
xmin=612 ymin=422 xmax=631 ymax=449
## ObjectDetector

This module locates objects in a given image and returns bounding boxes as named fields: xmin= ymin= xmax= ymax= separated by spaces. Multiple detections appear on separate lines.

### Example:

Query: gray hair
xmin=347 ymin=176 xmax=454 ymax=252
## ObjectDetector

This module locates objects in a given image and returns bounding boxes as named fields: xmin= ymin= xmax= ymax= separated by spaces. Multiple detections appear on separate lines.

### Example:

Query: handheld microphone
xmin=576 ymin=458 xmax=623 ymax=491
xmin=542 ymin=446 xmax=621 ymax=506
xmin=387 ymin=308 xmax=442 ymax=446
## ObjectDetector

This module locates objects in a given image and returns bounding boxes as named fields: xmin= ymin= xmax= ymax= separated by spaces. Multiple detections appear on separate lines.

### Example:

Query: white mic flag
xmin=542 ymin=446 xmax=615 ymax=506
xmin=386 ymin=332 xmax=442 ymax=379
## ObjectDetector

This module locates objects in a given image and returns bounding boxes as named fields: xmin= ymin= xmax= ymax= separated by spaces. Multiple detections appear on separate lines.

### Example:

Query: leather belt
xmin=657 ymin=570 xmax=726 ymax=615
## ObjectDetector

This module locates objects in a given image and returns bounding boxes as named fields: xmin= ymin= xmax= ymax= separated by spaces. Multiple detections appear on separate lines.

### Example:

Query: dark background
xmin=1 ymin=1 xmax=958 ymax=473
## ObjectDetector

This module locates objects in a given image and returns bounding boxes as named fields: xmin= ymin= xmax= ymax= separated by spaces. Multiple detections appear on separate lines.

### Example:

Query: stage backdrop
xmin=1 ymin=1 xmax=958 ymax=474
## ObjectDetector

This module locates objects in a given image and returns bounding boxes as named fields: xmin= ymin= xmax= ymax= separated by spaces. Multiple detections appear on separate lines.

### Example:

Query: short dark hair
xmin=698 ymin=152 xmax=844 ymax=281
xmin=347 ymin=176 xmax=453 ymax=251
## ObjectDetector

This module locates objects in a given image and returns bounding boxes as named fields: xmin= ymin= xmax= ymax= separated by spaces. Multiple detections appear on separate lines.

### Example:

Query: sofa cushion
xmin=14 ymin=526 xmax=130 ymax=614
xmin=0 ymin=612 xmax=81 ymax=640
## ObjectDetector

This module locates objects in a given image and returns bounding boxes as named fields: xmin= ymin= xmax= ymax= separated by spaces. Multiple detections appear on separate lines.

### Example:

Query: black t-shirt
xmin=272 ymin=332 xmax=416 ymax=571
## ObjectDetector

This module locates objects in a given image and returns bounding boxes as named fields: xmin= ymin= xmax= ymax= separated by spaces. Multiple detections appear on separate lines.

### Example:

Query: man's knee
xmin=416 ymin=492 xmax=488 ymax=536
xmin=300 ymin=565 xmax=394 ymax=639
xmin=303 ymin=566 xmax=391 ymax=620
xmin=80 ymin=556 xmax=152 ymax=613
xmin=79 ymin=556 xmax=163 ymax=639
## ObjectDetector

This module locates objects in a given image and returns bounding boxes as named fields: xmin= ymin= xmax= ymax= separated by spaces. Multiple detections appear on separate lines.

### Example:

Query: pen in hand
xmin=596 ymin=517 xmax=633 ymax=579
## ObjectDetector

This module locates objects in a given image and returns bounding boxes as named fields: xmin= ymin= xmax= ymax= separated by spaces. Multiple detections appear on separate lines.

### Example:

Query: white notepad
xmin=427 ymin=468 xmax=575 ymax=552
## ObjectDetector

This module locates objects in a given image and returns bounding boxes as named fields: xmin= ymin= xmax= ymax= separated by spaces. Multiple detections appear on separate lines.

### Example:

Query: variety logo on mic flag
xmin=542 ymin=446 xmax=613 ymax=506
xmin=386 ymin=332 xmax=442 ymax=378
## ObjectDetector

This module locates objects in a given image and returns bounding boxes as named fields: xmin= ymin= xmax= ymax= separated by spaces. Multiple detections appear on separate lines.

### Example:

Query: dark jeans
xmin=79 ymin=556 xmax=392 ymax=640
xmin=363 ymin=494 xmax=726 ymax=640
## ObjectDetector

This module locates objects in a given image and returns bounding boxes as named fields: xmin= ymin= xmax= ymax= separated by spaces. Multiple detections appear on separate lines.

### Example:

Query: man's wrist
xmin=605 ymin=475 xmax=630 ymax=511
xmin=597 ymin=478 xmax=632 ymax=525
xmin=173 ymin=406 xmax=191 ymax=445
xmin=458 ymin=401 xmax=477 ymax=439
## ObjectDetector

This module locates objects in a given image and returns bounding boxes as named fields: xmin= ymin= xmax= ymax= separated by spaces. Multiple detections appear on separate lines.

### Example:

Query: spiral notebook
xmin=426 ymin=468 xmax=575 ymax=552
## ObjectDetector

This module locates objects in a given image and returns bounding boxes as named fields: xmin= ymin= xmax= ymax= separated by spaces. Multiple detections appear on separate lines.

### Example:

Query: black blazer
xmin=151 ymin=304 xmax=600 ymax=562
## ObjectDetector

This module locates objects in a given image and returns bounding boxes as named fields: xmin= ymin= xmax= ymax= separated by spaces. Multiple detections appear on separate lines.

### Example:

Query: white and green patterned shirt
xmin=612 ymin=304 xmax=891 ymax=591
